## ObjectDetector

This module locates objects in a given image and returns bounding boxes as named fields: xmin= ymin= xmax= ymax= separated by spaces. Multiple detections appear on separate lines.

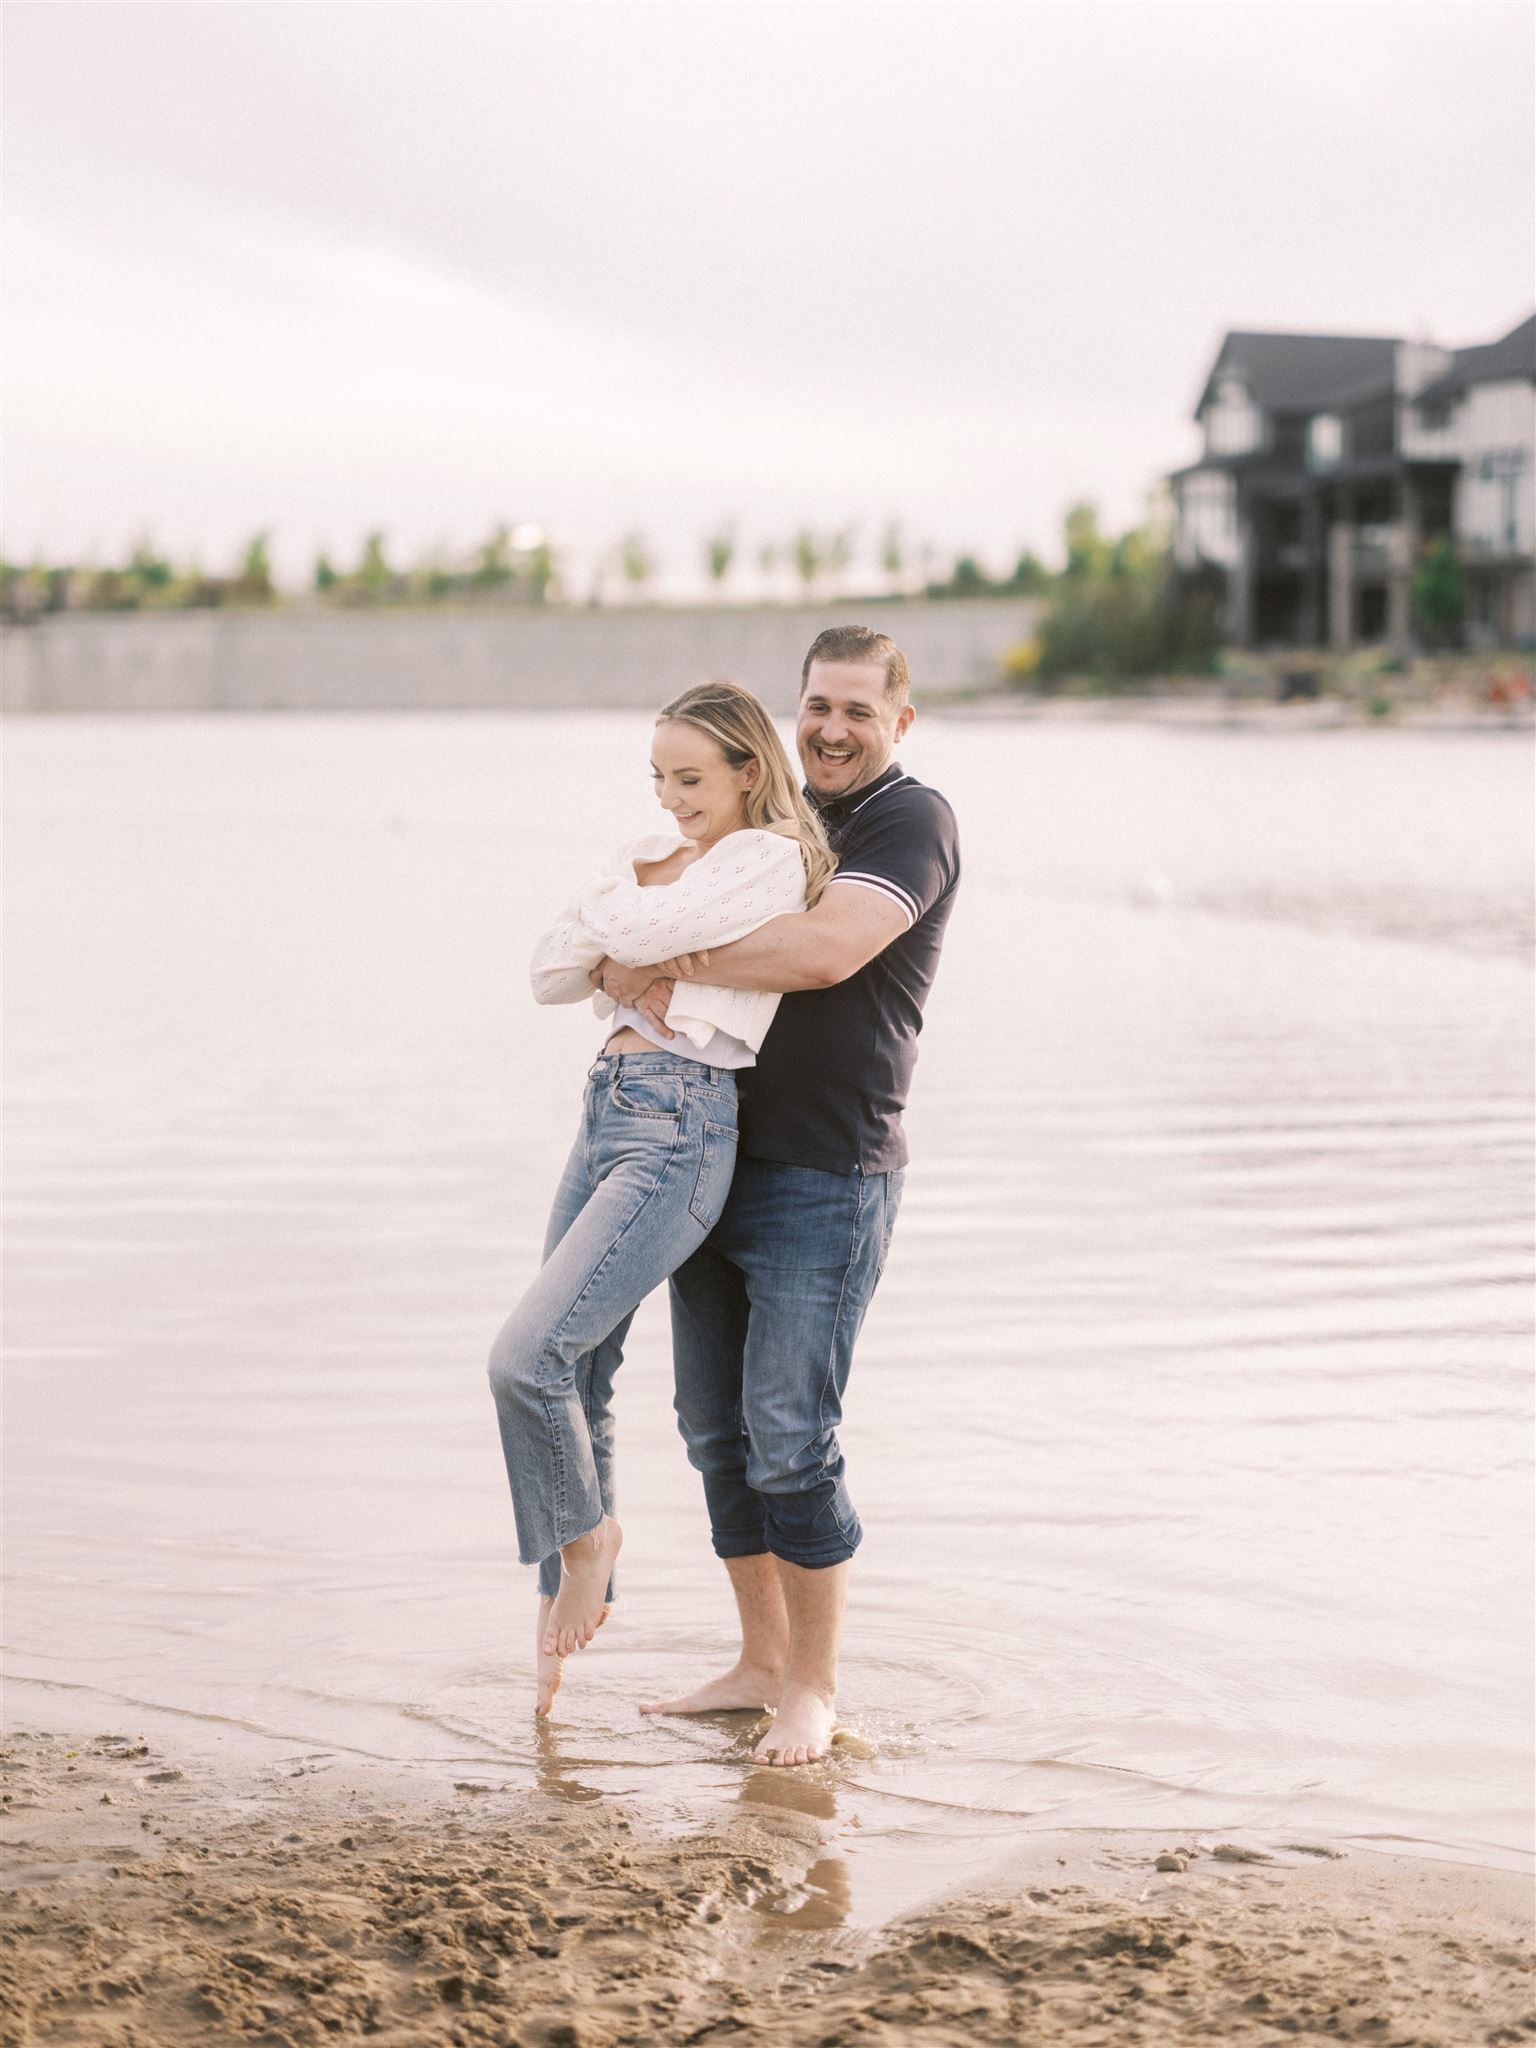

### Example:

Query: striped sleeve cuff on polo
xmin=828 ymin=872 xmax=918 ymax=927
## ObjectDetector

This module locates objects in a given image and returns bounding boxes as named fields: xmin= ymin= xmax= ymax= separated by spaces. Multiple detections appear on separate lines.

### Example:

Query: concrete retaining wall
xmin=1 ymin=600 xmax=1040 ymax=716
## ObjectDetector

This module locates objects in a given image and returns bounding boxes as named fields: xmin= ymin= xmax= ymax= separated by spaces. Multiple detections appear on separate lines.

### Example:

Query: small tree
xmin=1412 ymin=537 xmax=1465 ymax=641
xmin=704 ymin=522 xmax=735 ymax=595
xmin=1063 ymin=501 xmax=1108 ymax=581
xmin=619 ymin=532 xmax=656 ymax=597
xmin=313 ymin=552 xmax=339 ymax=594
xmin=826 ymin=526 xmax=854 ymax=592
xmin=125 ymin=538 xmax=174 ymax=599
xmin=472 ymin=524 xmax=515 ymax=589
xmin=229 ymin=532 xmax=275 ymax=605
xmin=1006 ymin=549 xmax=1050 ymax=594
xmin=356 ymin=532 xmax=394 ymax=601
xmin=792 ymin=528 xmax=823 ymax=595
xmin=880 ymin=521 xmax=904 ymax=595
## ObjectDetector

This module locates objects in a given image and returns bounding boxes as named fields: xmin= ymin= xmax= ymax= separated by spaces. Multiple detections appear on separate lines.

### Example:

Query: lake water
xmin=4 ymin=711 xmax=1532 ymax=1923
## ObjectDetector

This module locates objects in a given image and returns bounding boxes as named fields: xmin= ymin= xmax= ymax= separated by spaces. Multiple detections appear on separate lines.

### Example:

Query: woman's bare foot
xmin=543 ymin=1516 xmax=622 ymax=1658
xmin=534 ymin=1595 xmax=564 ymax=1719
xmin=638 ymin=1660 xmax=783 ymax=1716
xmin=753 ymin=1682 xmax=837 ymax=1766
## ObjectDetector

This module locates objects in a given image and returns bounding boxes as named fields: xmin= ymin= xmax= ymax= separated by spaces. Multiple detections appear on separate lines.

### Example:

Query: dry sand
xmin=3 ymin=1728 xmax=1531 ymax=2048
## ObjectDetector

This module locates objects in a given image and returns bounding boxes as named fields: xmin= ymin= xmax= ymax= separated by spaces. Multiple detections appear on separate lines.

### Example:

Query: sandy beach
xmin=3 ymin=1726 xmax=1531 ymax=2048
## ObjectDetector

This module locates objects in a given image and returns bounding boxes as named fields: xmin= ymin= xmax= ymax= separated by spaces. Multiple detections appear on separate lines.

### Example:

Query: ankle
xmin=779 ymin=1675 xmax=836 ymax=1707
xmin=560 ymin=1517 xmax=614 ymax=1562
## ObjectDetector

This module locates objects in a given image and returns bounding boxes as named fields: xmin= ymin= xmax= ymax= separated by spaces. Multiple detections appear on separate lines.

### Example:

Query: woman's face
xmin=651 ymin=719 xmax=755 ymax=846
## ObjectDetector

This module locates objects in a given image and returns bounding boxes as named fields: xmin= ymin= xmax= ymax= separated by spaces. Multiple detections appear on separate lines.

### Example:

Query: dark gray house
xmin=1170 ymin=313 xmax=1535 ymax=649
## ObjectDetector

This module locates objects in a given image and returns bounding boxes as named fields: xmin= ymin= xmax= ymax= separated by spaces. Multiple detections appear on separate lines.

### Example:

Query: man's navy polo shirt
xmin=737 ymin=761 xmax=960 ymax=1175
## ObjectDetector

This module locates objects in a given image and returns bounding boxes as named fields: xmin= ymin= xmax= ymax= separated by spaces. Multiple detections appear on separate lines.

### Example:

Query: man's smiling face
xmin=796 ymin=658 xmax=916 ymax=803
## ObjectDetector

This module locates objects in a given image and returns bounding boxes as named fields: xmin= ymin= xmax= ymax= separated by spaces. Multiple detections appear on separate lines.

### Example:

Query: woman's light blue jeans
xmin=488 ymin=1051 xmax=739 ymax=1600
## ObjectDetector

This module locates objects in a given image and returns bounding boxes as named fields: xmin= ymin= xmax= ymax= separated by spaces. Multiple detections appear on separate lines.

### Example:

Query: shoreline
xmin=914 ymin=685 xmax=1536 ymax=731
xmin=5 ymin=1725 xmax=1532 ymax=2047
xmin=3 ymin=688 xmax=1530 ymax=730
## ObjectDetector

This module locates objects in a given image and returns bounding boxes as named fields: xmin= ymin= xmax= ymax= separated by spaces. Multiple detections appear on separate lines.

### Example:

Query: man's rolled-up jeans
xmin=668 ymin=1156 xmax=903 ymax=1569
xmin=487 ymin=1052 xmax=738 ymax=1600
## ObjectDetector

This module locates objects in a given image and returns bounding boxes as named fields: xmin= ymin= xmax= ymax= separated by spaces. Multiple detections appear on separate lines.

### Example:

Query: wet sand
xmin=4 ymin=1728 xmax=1531 ymax=2048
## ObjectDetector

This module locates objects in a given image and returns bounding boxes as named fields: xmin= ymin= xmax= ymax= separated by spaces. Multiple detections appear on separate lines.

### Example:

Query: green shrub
xmin=1412 ymin=537 xmax=1465 ymax=641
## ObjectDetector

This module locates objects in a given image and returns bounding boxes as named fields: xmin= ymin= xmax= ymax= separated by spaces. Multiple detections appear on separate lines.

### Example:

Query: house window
xmin=1307 ymin=414 xmax=1343 ymax=469
xmin=1205 ymin=379 xmax=1262 ymax=456
xmin=1463 ymin=449 xmax=1527 ymax=553
xmin=1499 ymin=461 xmax=1523 ymax=550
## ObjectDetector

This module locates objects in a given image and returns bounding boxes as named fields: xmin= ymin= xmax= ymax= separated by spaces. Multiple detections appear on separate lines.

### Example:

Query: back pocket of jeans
xmin=690 ymin=1120 xmax=739 ymax=1228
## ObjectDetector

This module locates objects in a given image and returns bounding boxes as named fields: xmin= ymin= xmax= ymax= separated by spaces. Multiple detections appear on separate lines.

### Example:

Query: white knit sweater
xmin=529 ymin=829 xmax=807 ymax=1054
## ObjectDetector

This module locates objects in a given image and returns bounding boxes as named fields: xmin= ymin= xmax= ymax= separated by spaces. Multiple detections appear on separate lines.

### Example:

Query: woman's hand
xmin=652 ymin=951 xmax=709 ymax=980
xmin=590 ymin=958 xmax=655 ymax=1006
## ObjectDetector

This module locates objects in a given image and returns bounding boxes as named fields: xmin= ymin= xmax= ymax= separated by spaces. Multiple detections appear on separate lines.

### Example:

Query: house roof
xmin=1415 ymin=313 xmax=1536 ymax=401
xmin=1310 ymin=367 xmax=1397 ymax=412
xmin=1194 ymin=332 xmax=1400 ymax=418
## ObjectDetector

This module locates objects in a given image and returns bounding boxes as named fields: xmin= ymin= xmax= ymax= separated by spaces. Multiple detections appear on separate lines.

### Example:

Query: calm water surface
xmin=4 ymin=713 xmax=1532 ymax=1921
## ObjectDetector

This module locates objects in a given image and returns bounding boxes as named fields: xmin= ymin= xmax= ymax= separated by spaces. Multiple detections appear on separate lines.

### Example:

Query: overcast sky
xmin=5 ymin=0 xmax=1533 ymax=594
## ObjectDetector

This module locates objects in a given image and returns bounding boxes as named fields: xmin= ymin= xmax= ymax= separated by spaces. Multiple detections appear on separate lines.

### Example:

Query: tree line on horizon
xmin=1 ymin=518 xmax=1052 ymax=617
xmin=0 ymin=504 xmax=1239 ymax=681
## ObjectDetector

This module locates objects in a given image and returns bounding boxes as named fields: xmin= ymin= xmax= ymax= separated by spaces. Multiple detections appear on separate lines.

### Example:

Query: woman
xmin=488 ymin=681 xmax=834 ymax=1717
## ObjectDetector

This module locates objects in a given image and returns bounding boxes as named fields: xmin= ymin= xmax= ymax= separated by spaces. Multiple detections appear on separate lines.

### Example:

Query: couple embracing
xmin=488 ymin=625 xmax=959 ymax=1766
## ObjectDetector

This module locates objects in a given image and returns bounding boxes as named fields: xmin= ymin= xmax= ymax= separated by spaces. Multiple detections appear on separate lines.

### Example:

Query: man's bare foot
xmin=638 ymin=1660 xmax=783 ymax=1716
xmin=534 ymin=1595 xmax=564 ymax=1719
xmin=543 ymin=1516 xmax=622 ymax=1658
xmin=753 ymin=1682 xmax=837 ymax=1766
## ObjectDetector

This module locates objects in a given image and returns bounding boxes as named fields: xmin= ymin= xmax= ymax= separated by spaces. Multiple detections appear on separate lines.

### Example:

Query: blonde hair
xmin=656 ymin=680 xmax=836 ymax=906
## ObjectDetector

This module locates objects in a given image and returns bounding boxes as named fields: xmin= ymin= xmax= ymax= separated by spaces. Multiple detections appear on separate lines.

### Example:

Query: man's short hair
xmin=800 ymin=626 xmax=911 ymax=706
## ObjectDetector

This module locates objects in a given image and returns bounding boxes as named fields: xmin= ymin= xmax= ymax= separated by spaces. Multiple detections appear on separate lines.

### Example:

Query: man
xmin=595 ymin=625 xmax=960 ymax=1764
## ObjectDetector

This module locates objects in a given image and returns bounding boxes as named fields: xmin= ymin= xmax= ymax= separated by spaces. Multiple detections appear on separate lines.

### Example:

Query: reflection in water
xmin=738 ymin=1767 xmax=838 ymax=1823
xmin=533 ymin=1720 xmax=604 ymax=1804
xmin=737 ymin=1768 xmax=850 ymax=1928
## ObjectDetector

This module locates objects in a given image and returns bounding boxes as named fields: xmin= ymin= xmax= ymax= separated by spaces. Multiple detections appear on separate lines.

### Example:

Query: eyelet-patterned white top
xmin=529 ymin=829 xmax=808 ymax=1063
